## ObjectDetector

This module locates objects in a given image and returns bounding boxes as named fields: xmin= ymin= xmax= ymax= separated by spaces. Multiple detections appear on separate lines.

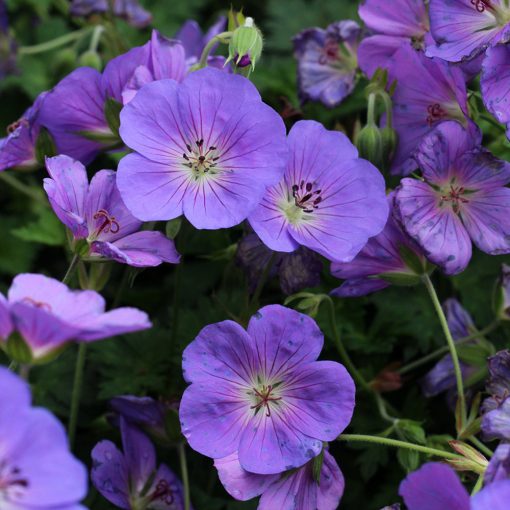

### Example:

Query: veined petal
xmin=482 ymin=44 xmax=510 ymax=124
xmin=472 ymin=480 xmax=510 ymax=510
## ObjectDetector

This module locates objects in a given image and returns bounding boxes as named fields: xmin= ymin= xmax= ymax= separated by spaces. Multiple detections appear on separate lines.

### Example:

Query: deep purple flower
xmin=422 ymin=299 xmax=476 ymax=397
xmin=485 ymin=444 xmax=510 ymax=484
xmin=0 ymin=366 xmax=87 ymax=508
xmin=426 ymin=0 xmax=510 ymax=63
xmin=236 ymin=232 xmax=323 ymax=295
xmin=70 ymin=0 xmax=152 ymax=28
xmin=215 ymin=449 xmax=345 ymax=509
xmin=395 ymin=121 xmax=510 ymax=275
xmin=0 ymin=92 xmax=47 ymax=172
xmin=331 ymin=194 xmax=426 ymax=297
xmin=249 ymin=120 xmax=388 ymax=262
xmin=0 ymin=273 xmax=151 ymax=361
xmin=117 ymin=67 xmax=287 ymax=230
xmin=358 ymin=0 xmax=430 ymax=79
xmin=388 ymin=44 xmax=470 ymax=175
xmin=292 ymin=21 xmax=361 ymax=107
xmin=179 ymin=305 xmax=355 ymax=474
xmin=92 ymin=417 xmax=185 ymax=509
xmin=483 ymin=397 xmax=510 ymax=440
xmin=400 ymin=461 xmax=510 ymax=510
xmin=44 ymin=155 xmax=179 ymax=267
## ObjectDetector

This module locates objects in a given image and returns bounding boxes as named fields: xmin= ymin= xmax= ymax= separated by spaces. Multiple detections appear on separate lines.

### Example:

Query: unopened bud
xmin=380 ymin=126 xmax=398 ymax=163
xmin=79 ymin=50 xmax=102 ymax=70
xmin=356 ymin=124 xmax=383 ymax=168
xmin=227 ymin=17 xmax=263 ymax=71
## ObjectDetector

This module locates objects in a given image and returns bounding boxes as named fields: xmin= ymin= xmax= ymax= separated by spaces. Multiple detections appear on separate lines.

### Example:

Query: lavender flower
xmin=0 ymin=366 xmax=87 ymax=508
xmin=179 ymin=305 xmax=355 ymax=474
xmin=70 ymin=0 xmax=152 ymax=28
xmin=331 ymin=194 xmax=427 ymax=297
xmin=249 ymin=120 xmax=388 ymax=262
xmin=215 ymin=449 xmax=345 ymax=509
xmin=399 ymin=461 xmax=510 ymax=510
xmin=292 ymin=21 xmax=361 ymax=107
xmin=421 ymin=299 xmax=476 ymax=397
xmin=358 ymin=0 xmax=430 ymax=79
xmin=426 ymin=0 xmax=510 ymax=63
xmin=0 ymin=273 xmax=151 ymax=361
xmin=92 ymin=417 xmax=185 ymax=509
xmin=395 ymin=121 xmax=510 ymax=275
xmin=44 ymin=155 xmax=179 ymax=267
xmin=236 ymin=232 xmax=322 ymax=295
xmin=117 ymin=67 xmax=287 ymax=230
xmin=485 ymin=444 xmax=510 ymax=484
xmin=388 ymin=44 xmax=471 ymax=175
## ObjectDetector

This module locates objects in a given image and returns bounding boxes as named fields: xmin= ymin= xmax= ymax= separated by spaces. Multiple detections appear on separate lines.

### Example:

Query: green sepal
xmin=76 ymin=129 xmax=120 ymax=145
xmin=4 ymin=332 xmax=33 ymax=364
xmin=104 ymin=97 xmax=123 ymax=137
xmin=312 ymin=447 xmax=325 ymax=485
xmin=377 ymin=272 xmax=422 ymax=287
xmin=79 ymin=50 xmax=102 ymax=70
xmin=398 ymin=244 xmax=426 ymax=275
xmin=165 ymin=217 xmax=182 ymax=240
xmin=35 ymin=127 xmax=57 ymax=164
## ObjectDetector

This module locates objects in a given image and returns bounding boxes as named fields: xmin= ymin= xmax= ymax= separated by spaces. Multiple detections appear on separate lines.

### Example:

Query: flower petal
xmin=482 ymin=44 xmax=510 ymax=125
xmin=471 ymin=480 xmax=510 ymax=510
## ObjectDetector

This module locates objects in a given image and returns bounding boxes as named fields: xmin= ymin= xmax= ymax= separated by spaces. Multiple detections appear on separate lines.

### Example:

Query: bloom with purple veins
xmin=91 ymin=417 xmax=185 ymax=509
xmin=426 ymin=0 xmax=510 ymax=63
xmin=117 ymin=67 xmax=287 ymax=230
xmin=70 ymin=0 xmax=152 ymax=28
xmin=44 ymin=155 xmax=180 ymax=267
xmin=400 ymin=461 xmax=510 ymax=510
xmin=388 ymin=44 xmax=471 ymax=175
xmin=215 ymin=449 xmax=345 ymax=509
xmin=331 ymin=193 xmax=427 ymax=298
xmin=249 ymin=120 xmax=388 ymax=262
xmin=395 ymin=121 xmax=510 ymax=274
xmin=0 ymin=366 xmax=87 ymax=509
xmin=0 ymin=273 xmax=151 ymax=361
xmin=292 ymin=21 xmax=361 ymax=108
xmin=485 ymin=444 xmax=510 ymax=484
xmin=358 ymin=0 xmax=430 ymax=79
xmin=179 ymin=305 xmax=355 ymax=474
xmin=236 ymin=232 xmax=323 ymax=295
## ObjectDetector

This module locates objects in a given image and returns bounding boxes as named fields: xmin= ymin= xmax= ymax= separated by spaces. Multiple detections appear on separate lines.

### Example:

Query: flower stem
xmin=62 ymin=254 xmax=81 ymax=285
xmin=399 ymin=321 xmax=499 ymax=375
xmin=337 ymin=434 xmax=464 ymax=461
xmin=250 ymin=252 xmax=277 ymax=308
xmin=68 ymin=343 xmax=87 ymax=449
xmin=470 ymin=436 xmax=493 ymax=458
xmin=89 ymin=25 xmax=104 ymax=52
xmin=422 ymin=274 xmax=467 ymax=429
xmin=18 ymin=27 xmax=93 ymax=55
xmin=178 ymin=443 xmax=191 ymax=510
xmin=0 ymin=172 xmax=48 ymax=205
xmin=197 ymin=31 xmax=232 ymax=69
xmin=471 ymin=474 xmax=484 ymax=496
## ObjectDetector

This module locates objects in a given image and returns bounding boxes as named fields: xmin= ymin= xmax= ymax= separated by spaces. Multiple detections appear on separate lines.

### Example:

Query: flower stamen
xmin=440 ymin=185 xmax=469 ymax=213
xmin=250 ymin=384 xmax=282 ymax=417
xmin=182 ymin=138 xmax=220 ymax=179
xmin=150 ymin=479 xmax=174 ymax=505
xmin=93 ymin=209 xmax=120 ymax=236
xmin=21 ymin=297 xmax=52 ymax=312
xmin=426 ymin=103 xmax=447 ymax=126
xmin=292 ymin=180 xmax=322 ymax=213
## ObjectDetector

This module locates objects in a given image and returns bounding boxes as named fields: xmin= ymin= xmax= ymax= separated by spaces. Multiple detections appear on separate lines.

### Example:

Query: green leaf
xmin=11 ymin=207 xmax=66 ymax=246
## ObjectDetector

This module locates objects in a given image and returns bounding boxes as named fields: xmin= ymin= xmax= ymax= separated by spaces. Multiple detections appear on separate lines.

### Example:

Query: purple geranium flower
xmin=92 ymin=417 xmax=185 ymax=509
xmin=236 ymin=232 xmax=323 ymax=295
xmin=0 ymin=92 xmax=47 ymax=172
xmin=395 ymin=121 xmax=510 ymax=274
xmin=399 ymin=461 xmax=510 ymax=510
xmin=331 ymin=193 xmax=427 ymax=297
xmin=0 ymin=273 xmax=151 ymax=361
xmin=70 ymin=0 xmax=152 ymax=28
xmin=485 ymin=444 xmax=510 ymax=484
xmin=249 ymin=120 xmax=388 ymax=262
xmin=426 ymin=0 xmax=510 ymax=63
xmin=215 ymin=449 xmax=345 ymax=509
xmin=44 ymin=155 xmax=179 ymax=267
xmin=358 ymin=0 xmax=430 ymax=79
xmin=117 ymin=67 xmax=287 ymax=230
xmin=179 ymin=305 xmax=355 ymax=474
xmin=421 ymin=299 xmax=477 ymax=397
xmin=388 ymin=44 xmax=470 ymax=175
xmin=0 ymin=366 xmax=87 ymax=508
xmin=292 ymin=21 xmax=361 ymax=107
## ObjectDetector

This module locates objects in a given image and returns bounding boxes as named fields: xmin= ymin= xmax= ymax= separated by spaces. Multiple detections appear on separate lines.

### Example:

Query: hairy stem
xmin=197 ymin=31 xmax=232 ymax=69
xmin=19 ymin=27 xmax=93 ymax=55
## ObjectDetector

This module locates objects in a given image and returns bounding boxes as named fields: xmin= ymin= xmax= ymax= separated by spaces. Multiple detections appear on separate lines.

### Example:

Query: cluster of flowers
xmin=1 ymin=0 xmax=510 ymax=508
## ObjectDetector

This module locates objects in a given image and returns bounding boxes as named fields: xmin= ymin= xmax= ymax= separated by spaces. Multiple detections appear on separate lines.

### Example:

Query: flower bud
xmin=356 ymin=124 xmax=383 ymax=168
xmin=227 ymin=17 xmax=263 ymax=71
xmin=496 ymin=264 xmax=510 ymax=320
xmin=380 ymin=126 xmax=398 ymax=163
xmin=78 ymin=49 xmax=102 ymax=70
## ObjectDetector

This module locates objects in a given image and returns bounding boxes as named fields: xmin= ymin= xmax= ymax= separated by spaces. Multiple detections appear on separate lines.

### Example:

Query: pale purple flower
xmin=117 ymin=67 xmax=287 ymax=230
xmin=400 ymin=461 xmax=510 ymax=510
xmin=70 ymin=0 xmax=152 ymax=28
xmin=331 ymin=194 xmax=426 ymax=297
xmin=395 ymin=121 xmax=510 ymax=275
xmin=249 ymin=120 xmax=388 ymax=262
xmin=236 ymin=232 xmax=322 ymax=295
xmin=91 ymin=417 xmax=185 ymax=509
xmin=44 ymin=155 xmax=179 ymax=267
xmin=292 ymin=21 xmax=361 ymax=107
xmin=485 ymin=444 xmax=510 ymax=484
xmin=388 ymin=44 xmax=470 ymax=175
xmin=0 ymin=273 xmax=151 ymax=361
xmin=426 ymin=0 xmax=510 ymax=63
xmin=215 ymin=449 xmax=345 ymax=509
xmin=0 ymin=366 xmax=87 ymax=508
xmin=179 ymin=305 xmax=355 ymax=474
xmin=358 ymin=0 xmax=430 ymax=79
xmin=422 ymin=299 xmax=476 ymax=397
